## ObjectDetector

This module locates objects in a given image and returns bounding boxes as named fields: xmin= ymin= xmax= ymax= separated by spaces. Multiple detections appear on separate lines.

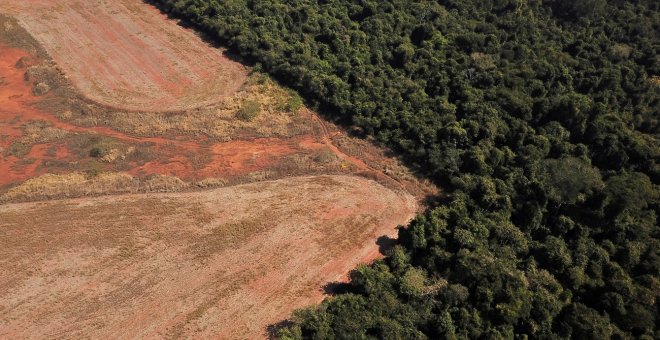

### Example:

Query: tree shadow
xmin=321 ymin=281 xmax=352 ymax=296
xmin=376 ymin=234 xmax=397 ymax=255
xmin=265 ymin=319 xmax=293 ymax=340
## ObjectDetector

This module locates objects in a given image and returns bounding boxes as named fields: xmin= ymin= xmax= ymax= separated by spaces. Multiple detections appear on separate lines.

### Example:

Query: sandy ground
xmin=0 ymin=175 xmax=417 ymax=339
xmin=0 ymin=0 xmax=248 ymax=111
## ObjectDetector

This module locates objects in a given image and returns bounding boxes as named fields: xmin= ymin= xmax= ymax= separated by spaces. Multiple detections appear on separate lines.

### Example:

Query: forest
xmin=148 ymin=0 xmax=659 ymax=338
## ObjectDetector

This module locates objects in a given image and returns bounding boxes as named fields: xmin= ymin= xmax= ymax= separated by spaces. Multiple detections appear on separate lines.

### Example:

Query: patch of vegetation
xmin=0 ymin=172 xmax=191 ymax=203
xmin=150 ymin=0 xmax=659 ymax=338
xmin=7 ymin=140 xmax=32 ymax=158
xmin=24 ymin=64 xmax=63 ymax=91
xmin=88 ymin=145 xmax=109 ymax=159
xmin=66 ymin=135 xmax=123 ymax=162
xmin=32 ymin=82 xmax=50 ymax=96
xmin=277 ymin=90 xmax=304 ymax=113
xmin=6 ymin=120 xmax=68 ymax=157
xmin=236 ymin=100 xmax=261 ymax=121
xmin=313 ymin=148 xmax=337 ymax=164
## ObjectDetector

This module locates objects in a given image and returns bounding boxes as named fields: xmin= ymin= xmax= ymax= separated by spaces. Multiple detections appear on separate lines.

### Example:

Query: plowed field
xmin=0 ymin=0 xmax=247 ymax=111
xmin=0 ymin=176 xmax=416 ymax=339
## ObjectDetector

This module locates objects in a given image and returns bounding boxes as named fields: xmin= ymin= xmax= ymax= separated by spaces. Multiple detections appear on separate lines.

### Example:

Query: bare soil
xmin=0 ymin=37 xmax=434 ymax=201
xmin=0 ymin=2 xmax=438 ymax=339
xmin=0 ymin=175 xmax=417 ymax=339
xmin=0 ymin=0 xmax=248 ymax=111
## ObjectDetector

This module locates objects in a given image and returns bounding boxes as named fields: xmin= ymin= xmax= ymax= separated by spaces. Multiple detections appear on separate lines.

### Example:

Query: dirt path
xmin=0 ymin=0 xmax=248 ymax=111
xmin=0 ymin=175 xmax=417 ymax=339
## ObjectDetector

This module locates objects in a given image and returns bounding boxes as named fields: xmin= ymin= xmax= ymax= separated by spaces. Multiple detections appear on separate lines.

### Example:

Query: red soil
xmin=0 ymin=43 xmax=407 ymax=191
xmin=0 ymin=44 xmax=320 ymax=187
xmin=0 ymin=46 xmax=34 ymax=142
xmin=199 ymin=138 xmax=299 ymax=177
xmin=0 ymin=0 xmax=248 ymax=111
xmin=0 ymin=45 xmax=46 ymax=184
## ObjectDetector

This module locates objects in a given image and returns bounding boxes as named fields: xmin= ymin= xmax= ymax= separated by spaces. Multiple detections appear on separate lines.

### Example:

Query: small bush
xmin=88 ymin=138 xmax=118 ymax=159
xmin=89 ymin=145 xmax=109 ymax=158
xmin=32 ymin=82 xmax=50 ymax=96
xmin=236 ymin=100 xmax=261 ymax=121
xmin=313 ymin=148 xmax=337 ymax=164
xmin=278 ymin=90 xmax=303 ymax=113
xmin=8 ymin=140 xmax=30 ymax=157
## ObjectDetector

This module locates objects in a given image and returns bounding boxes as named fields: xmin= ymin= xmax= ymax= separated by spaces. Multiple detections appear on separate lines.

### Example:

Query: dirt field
xmin=0 ymin=2 xmax=438 ymax=339
xmin=0 ymin=175 xmax=417 ymax=339
xmin=0 ymin=0 xmax=248 ymax=111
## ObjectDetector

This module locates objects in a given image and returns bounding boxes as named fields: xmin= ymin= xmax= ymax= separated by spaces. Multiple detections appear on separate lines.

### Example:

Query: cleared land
xmin=0 ymin=175 xmax=417 ymax=339
xmin=0 ymin=0 xmax=248 ymax=111
xmin=0 ymin=2 xmax=436 ymax=339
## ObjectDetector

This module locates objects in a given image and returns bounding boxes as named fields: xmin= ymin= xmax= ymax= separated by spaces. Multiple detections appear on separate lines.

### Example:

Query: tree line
xmin=148 ymin=0 xmax=659 ymax=338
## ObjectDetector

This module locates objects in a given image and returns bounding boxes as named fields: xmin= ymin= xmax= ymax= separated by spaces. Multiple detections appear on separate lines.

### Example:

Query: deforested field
xmin=0 ymin=176 xmax=416 ymax=339
xmin=0 ymin=0 xmax=248 ymax=111
xmin=0 ymin=1 xmax=434 ymax=339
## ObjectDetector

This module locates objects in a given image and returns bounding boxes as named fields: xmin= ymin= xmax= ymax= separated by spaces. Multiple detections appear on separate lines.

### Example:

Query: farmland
xmin=0 ymin=175 xmax=416 ymax=339
xmin=0 ymin=0 xmax=247 ymax=111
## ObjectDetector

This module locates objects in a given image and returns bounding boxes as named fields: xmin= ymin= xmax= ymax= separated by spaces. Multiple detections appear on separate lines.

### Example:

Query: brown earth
xmin=0 ymin=2 xmax=438 ymax=339
xmin=0 ymin=0 xmax=248 ymax=111
xmin=0 ymin=175 xmax=417 ymax=339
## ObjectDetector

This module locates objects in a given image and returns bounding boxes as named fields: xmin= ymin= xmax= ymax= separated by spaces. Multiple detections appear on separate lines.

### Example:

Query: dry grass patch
xmin=7 ymin=120 xmax=69 ymax=157
xmin=60 ymin=75 xmax=313 ymax=140
xmin=313 ymin=147 xmax=339 ymax=164
xmin=66 ymin=134 xmax=147 ymax=165
xmin=195 ymin=177 xmax=229 ymax=188
xmin=1 ymin=172 xmax=131 ymax=202
xmin=0 ymin=172 xmax=192 ymax=203
xmin=142 ymin=174 xmax=189 ymax=192
xmin=235 ymin=100 xmax=261 ymax=122
xmin=23 ymin=63 xmax=66 ymax=94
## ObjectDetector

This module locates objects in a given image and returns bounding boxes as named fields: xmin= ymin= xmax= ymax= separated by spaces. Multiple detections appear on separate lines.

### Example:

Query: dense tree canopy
xmin=149 ymin=0 xmax=659 ymax=338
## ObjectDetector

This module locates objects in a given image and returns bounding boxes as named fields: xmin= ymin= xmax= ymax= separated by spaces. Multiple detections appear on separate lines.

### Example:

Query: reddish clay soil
xmin=0 ymin=0 xmax=248 ymax=111
xmin=0 ymin=175 xmax=417 ymax=339
xmin=0 ymin=45 xmax=33 ymax=183
xmin=0 ymin=43 xmax=303 ymax=187
xmin=1 ymin=42 xmax=431 ymax=197
xmin=0 ymin=43 xmax=198 ymax=186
